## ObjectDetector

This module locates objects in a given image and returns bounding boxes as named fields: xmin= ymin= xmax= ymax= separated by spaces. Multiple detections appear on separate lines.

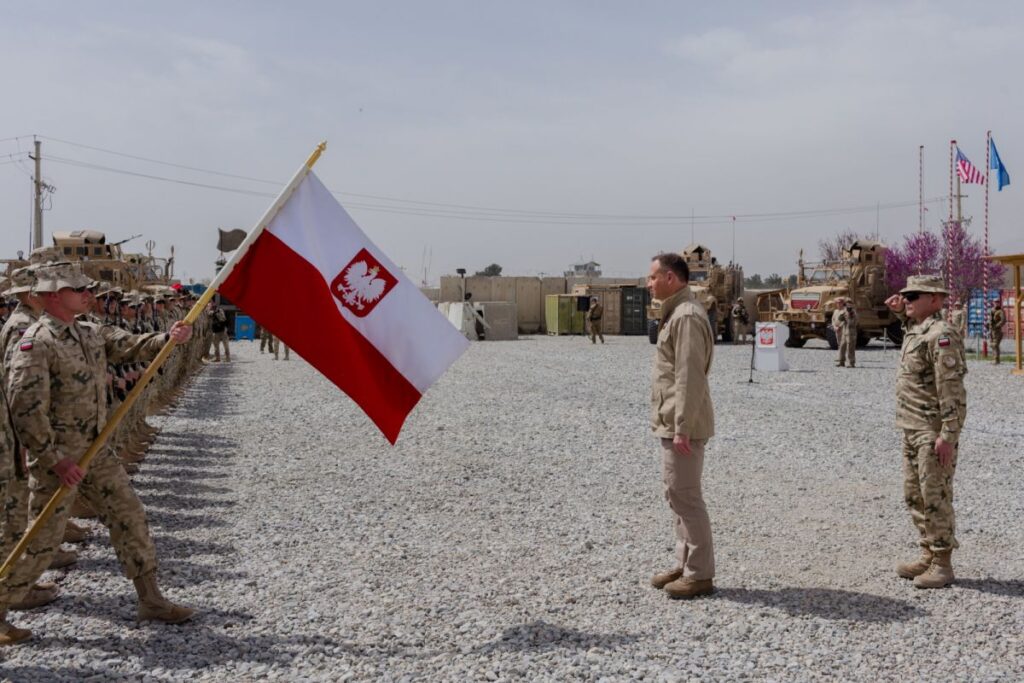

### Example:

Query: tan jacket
xmin=651 ymin=287 xmax=715 ymax=440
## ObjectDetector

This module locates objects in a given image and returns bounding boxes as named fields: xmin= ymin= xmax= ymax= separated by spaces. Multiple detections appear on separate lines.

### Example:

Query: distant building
xmin=564 ymin=261 xmax=601 ymax=277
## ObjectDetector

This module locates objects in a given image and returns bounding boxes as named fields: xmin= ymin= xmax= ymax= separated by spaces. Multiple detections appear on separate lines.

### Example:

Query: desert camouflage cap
xmin=900 ymin=275 xmax=948 ymax=295
xmin=5 ymin=266 xmax=37 ymax=295
xmin=32 ymin=262 xmax=94 ymax=293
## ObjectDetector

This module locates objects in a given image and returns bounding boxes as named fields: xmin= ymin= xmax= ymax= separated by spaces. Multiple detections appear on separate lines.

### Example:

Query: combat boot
xmin=63 ymin=520 xmax=90 ymax=544
xmin=896 ymin=547 xmax=933 ymax=579
xmin=663 ymin=577 xmax=714 ymax=599
xmin=133 ymin=571 xmax=196 ymax=624
xmin=0 ymin=613 xmax=31 ymax=646
xmin=913 ymin=551 xmax=954 ymax=589
xmin=10 ymin=585 xmax=58 ymax=611
xmin=48 ymin=548 xmax=78 ymax=570
xmin=650 ymin=568 xmax=683 ymax=589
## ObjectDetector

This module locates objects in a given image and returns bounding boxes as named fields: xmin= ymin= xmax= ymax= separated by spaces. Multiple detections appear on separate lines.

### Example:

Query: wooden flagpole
xmin=0 ymin=142 xmax=328 ymax=579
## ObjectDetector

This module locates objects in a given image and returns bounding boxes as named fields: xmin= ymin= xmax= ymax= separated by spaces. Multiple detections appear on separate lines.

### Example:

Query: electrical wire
xmin=38 ymin=134 xmax=949 ymax=224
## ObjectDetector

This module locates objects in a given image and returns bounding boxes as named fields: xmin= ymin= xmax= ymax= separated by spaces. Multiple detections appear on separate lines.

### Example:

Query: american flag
xmin=956 ymin=147 xmax=986 ymax=184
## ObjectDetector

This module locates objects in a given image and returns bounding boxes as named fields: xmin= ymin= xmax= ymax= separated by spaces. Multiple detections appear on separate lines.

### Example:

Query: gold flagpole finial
xmin=306 ymin=141 xmax=328 ymax=169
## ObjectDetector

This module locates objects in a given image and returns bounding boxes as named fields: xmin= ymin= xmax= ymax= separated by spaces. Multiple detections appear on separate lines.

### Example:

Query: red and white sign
xmin=220 ymin=171 xmax=469 ymax=443
xmin=758 ymin=325 xmax=776 ymax=348
xmin=789 ymin=292 xmax=821 ymax=310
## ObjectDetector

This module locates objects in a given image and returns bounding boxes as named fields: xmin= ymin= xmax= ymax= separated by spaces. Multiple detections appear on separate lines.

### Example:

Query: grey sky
xmin=1 ymin=1 xmax=1020 ymax=284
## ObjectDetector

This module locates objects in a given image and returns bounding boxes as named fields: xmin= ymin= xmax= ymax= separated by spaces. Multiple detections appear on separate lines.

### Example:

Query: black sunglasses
xmin=902 ymin=292 xmax=923 ymax=302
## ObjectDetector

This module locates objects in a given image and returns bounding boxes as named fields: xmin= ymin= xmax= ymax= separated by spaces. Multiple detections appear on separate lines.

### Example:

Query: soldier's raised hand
xmin=885 ymin=294 xmax=905 ymax=313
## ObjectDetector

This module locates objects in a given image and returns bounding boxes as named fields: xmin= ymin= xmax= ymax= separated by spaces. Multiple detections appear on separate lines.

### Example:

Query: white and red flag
xmin=217 ymin=156 xmax=469 ymax=443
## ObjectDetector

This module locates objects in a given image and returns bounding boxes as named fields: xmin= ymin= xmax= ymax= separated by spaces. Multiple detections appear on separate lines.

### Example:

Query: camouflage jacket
xmin=896 ymin=314 xmax=967 ymax=444
xmin=588 ymin=303 xmax=603 ymax=321
xmin=651 ymin=287 xmax=715 ymax=440
xmin=831 ymin=309 xmax=847 ymax=330
xmin=0 ymin=304 xmax=39 ymax=374
xmin=7 ymin=313 xmax=168 ymax=471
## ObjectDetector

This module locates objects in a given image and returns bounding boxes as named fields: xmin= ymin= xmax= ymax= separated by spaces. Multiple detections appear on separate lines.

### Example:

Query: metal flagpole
xmin=0 ymin=142 xmax=328 ymax=579
xmin=983 ymin=131 xmax=991 ymax=357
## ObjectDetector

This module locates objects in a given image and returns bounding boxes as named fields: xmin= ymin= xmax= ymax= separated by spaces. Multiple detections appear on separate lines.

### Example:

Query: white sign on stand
xmin=754 ymin=322 xmax=789 ymax=372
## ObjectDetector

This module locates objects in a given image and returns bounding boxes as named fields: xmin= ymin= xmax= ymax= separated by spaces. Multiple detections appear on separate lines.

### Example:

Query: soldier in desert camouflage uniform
xmin=0 ymin=263 xmax=196 ymax=646
xmin=885 ymin=275 xmax=967 ymax=589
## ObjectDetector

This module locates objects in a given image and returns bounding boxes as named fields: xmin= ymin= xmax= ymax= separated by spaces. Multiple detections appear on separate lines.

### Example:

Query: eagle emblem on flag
xmin=331 ymin=248 xmax=398 ymax=317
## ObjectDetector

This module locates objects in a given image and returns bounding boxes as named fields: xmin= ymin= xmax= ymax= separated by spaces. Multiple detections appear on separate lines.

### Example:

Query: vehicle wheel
xmin=784 ymin=335 xmax=807 ymax=348
xmin=825 ymin=326 xmax=839 ymax=350
xmin=856 ymin=332 xmax=870 ymax=348
xmin=885 ymin=320 xmax=904 ymax=346
xmin=648 ymin=319 xmax=659 ymax=344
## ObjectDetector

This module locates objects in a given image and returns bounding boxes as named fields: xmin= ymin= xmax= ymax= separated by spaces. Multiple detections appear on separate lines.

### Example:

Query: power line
xmin=37 ymin=134 xmax=949 ymax=224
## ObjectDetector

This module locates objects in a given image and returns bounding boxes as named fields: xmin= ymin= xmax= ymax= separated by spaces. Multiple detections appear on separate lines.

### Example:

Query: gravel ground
xmin=2 ymin=335 xmax=1022 ymax=682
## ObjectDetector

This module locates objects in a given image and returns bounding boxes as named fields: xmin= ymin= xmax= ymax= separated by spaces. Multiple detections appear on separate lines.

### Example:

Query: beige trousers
xmin=661 ymin=438 xmax=714 ymax=580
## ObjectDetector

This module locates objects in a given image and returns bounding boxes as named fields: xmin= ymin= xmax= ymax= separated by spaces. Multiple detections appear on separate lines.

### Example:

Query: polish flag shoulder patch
xmin=19 ymin=339 xmax=33 ymax=351
xmin=937 ymin=337 xmax=951 ymax=348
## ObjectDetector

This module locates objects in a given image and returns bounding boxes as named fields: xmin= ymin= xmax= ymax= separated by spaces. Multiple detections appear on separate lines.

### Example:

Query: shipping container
xmin=571 ymin=284 xmax=626 ymax=334
xmin=545 ymin=294 xmax=586 ymax=334
xmin=621 ymin=286 xmax=650 ymax=335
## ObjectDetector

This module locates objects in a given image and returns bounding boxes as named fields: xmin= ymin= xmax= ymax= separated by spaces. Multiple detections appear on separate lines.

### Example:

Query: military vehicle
xmin=49 ymin=230 xmax=176 ymax=290
xmin=647 ymin=244 xmax=744 ymax=343
xmin=773 ymin=239 xmax=902 ymax=348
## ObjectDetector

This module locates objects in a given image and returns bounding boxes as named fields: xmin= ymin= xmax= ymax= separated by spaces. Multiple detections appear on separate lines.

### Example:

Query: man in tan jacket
xmin=646 ymin=253 xmax=716 ymax=599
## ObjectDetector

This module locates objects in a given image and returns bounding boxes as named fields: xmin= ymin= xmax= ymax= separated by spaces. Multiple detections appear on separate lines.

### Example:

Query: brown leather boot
xmin=914 ymin=550 xmax=954 ymax=589
xmin=663 ymin=577 xmax=714 ymax=599
xmin=133 ymin=571 xmax=196 ymax=624
xmin=10 ymin=585 xmax=59 ymax=611
xmin=63 ymin=520 xmax=90 ymax=544
xmin=650 ymin=568 xmax=684 ymax=589
xmin=48 ymin=548 xmax=78 ymax=570
xmin=0 ymin=612 xmax=31 ymax=646
xmin=70 ymin=497 xmax=98 ymax=519
xmin=896 ymin=547 xmax=933 ymax=579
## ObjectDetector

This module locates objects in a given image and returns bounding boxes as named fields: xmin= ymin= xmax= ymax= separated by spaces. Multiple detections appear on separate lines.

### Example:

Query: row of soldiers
xmin=0 ymin=261 xmax=212 ymax=645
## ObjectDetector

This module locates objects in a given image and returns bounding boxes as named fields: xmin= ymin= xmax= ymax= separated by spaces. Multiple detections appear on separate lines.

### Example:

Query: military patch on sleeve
xmin=943 ymin=355 xmax=957 ymax=368
xmin=19 ymin=339 xmax=33 ymax=351
xmin=937 ymin=337 xmax=951 ymax=348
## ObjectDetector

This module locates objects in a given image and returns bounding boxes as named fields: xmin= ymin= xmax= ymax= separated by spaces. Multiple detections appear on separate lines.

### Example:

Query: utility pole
xmin=31 ymin=138 xmax=43 ymax=251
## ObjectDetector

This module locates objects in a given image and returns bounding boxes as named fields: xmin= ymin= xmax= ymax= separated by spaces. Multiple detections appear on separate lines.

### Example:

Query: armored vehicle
xmin=49 ymin=230 xmax=176 ymax=290
xmin=647 ymin=244 xmax=744 ymax=343
xmin=773 ymin=239 xmax=902 ymax=348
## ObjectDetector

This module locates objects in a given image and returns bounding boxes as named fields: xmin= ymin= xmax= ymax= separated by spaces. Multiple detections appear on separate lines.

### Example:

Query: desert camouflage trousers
xmin=902 ymin=429 xmax=959 ymax=553
xmin=0 ymin=474 xmax=30 ymax=576
xmin=0 ymin=449 xmax=157 ymax=609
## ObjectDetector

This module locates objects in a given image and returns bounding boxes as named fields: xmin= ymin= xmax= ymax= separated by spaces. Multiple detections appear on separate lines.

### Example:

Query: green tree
xmin=475 ymin=263 xmax=503 ymax=276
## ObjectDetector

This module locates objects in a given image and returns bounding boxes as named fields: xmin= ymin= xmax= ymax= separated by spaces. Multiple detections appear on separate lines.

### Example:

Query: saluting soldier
xmin=989 ymin=300 xmax=1006 ymax=365
xmin=885 ymin=275 xmax=967 ymax=589
xmin=0 ymin=263 xmax=196 ymax=645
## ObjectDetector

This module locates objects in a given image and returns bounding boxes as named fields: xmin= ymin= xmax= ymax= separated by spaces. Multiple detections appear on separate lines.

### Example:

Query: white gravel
xmin=2 ymin=335 xmax=1022 ymax=682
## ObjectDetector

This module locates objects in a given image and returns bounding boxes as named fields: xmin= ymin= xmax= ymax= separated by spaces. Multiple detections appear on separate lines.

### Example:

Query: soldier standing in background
xmin=840 ymin=300 xmax=857 ymax=368
xmin=646 ymin=253 xmax=716 ymax=600
xmin=260 ymin=325 xmax=273 ymax=354
xmin=730 ymin=298 xmax=749 ymax=343
xmin=1 ymin=263 xmax=196 ymax=645
xmin=989 ymin=300 xmax=1005 ymax=364
xmin=831 ymin=297 xmax=848 ymax=367
xmin=587 ymin=297 xmax=604 ymax=344
xmin=885 ymin=275 xmax=967 ymax=589
xmin=208 ymin=301 xmax=230 ymax=362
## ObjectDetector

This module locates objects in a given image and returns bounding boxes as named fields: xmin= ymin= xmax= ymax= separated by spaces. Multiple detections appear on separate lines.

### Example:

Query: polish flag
xmin=219 ymin=170 xmax=469 ymax=443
